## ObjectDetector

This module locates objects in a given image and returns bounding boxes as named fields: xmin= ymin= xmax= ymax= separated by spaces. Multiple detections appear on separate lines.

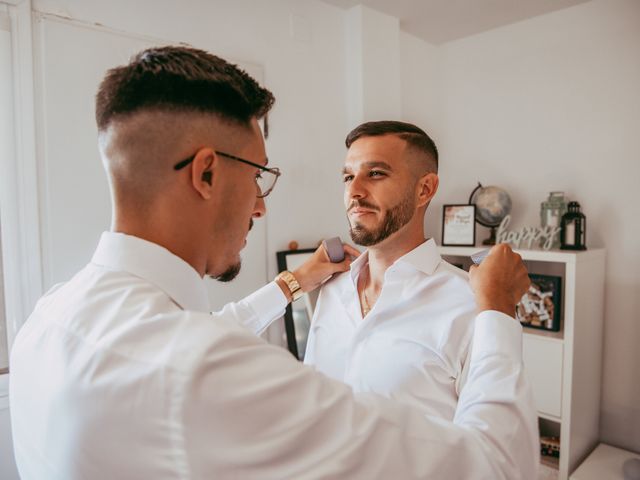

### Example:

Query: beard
xmin=213 ymin=261 xmax=241 ymax=282
xmin=209 ymin=219 xmax=253 ymax=282
xmin=348 ymin=192 xmax=416 ymax=246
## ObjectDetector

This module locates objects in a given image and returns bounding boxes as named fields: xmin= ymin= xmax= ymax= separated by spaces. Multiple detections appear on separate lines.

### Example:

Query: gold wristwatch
xmin=276 ymin=270 xmax=304 ymax=302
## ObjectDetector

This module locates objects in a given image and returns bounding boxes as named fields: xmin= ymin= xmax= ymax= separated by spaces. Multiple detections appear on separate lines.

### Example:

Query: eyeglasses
xmin=174 ymin=150 xmax=281 ymax=198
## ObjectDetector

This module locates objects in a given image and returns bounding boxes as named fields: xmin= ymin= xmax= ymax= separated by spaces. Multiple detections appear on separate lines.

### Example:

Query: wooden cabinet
xmin=439 ymin=246 xmax=606 ymax=480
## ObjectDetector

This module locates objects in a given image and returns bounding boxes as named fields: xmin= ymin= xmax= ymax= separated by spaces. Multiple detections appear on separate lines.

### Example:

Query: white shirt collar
xmin=394 ymin=238 xmax=441 ymax=275
xmin=349 ymin=238 xmax=442 ymax=281
xmin=91 ymin=231 xmax=211 ymax=312
xmin=349 ymin=249 xmax=370 ymax=282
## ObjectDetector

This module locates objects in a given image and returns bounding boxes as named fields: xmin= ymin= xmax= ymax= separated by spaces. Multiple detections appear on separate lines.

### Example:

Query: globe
xmin=468 ymin=183 xmax=512 ymax=245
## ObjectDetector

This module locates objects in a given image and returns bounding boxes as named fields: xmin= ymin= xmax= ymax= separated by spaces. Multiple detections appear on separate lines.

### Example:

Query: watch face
xmin=278 ymin=271 xmax=301 ymax=299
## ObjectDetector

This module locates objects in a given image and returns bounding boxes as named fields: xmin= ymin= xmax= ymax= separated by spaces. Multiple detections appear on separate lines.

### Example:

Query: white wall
xmin=346 ymin=5 xmax=401 ymax=127
xmin=403 ymin=0 xmax=640 ymax=452
xmin=400 ymin=31 xmax=442 ymax=143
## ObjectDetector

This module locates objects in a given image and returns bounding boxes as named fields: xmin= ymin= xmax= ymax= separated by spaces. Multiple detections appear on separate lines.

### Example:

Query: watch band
xmin=276 ymin=270 xmax=304 ymax=301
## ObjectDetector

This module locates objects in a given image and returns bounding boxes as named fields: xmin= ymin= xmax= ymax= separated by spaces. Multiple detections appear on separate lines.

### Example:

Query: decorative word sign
xmin=496 ymin=215 xmax=561 ymax=250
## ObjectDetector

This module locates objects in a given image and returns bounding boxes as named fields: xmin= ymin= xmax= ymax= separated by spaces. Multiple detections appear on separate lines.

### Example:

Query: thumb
xmin=468 ymin=264 xmax=478 ymax=278
xmin=343 ymin=243 xmax=361 ymax=259
xmin=331 ymin=255 xmax=352 ymax=274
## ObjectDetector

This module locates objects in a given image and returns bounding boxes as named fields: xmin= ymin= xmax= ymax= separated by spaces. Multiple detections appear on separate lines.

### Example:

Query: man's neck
xmin=112 ymin=215 xmax=207 ymax=277
xmin=365 ymin=233 xmax=427 ymax=290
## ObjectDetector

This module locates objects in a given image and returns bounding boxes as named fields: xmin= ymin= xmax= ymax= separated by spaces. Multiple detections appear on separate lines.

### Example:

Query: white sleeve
xmin=212 ymin=281 xmax=288 ymax=335
xmin=454 ymin=311 xmax=540 ymax=480
xmin=301 ymin=283 xmax=325 ymax=366
xmin=183 ymin=310 xmax=539 ymax=479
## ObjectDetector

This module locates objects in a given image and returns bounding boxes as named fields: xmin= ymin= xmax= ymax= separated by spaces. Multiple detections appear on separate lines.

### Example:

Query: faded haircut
xmin=345 ymin=121 xmax=438 ymax=173
xmin=95 ymin=45 xmax=274 ymax=135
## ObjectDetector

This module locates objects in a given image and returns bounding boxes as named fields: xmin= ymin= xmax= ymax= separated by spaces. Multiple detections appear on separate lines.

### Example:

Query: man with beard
xmin=304 ymin=121 xmax=538 ymax=460
xmin=10 ymin=48 xmax=536 ymax=480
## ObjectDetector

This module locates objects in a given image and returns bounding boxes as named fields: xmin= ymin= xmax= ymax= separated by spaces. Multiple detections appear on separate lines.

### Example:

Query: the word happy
xmin=496 ymin=215 xmax=561 ymax=250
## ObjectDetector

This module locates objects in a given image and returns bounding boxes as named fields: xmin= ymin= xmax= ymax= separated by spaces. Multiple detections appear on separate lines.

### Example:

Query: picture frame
xmin=442 ymin=204 xmax=476 ymax=246
xmin=276 ymin=248 xmax=319 ymax=360
xmin=516 ymin=274 xmax=562 ymax=331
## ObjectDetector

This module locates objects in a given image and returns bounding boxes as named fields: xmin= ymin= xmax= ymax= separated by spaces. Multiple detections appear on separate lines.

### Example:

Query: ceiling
xmin=321 ymin=0 xmax=591 ymax=44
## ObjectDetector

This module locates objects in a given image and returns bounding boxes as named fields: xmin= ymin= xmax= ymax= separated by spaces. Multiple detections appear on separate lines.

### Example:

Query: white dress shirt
xmin=305 ymin=239 xmax=477 ymax=418
xmin=11 ymin=232 xmax=538 ymax=479
xmin=306 ymin=239 xmax=540 ymax=470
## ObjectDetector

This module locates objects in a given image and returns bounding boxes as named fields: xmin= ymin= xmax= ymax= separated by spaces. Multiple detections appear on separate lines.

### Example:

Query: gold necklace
xmin=360 ymin=268 xmax=372 ymax=316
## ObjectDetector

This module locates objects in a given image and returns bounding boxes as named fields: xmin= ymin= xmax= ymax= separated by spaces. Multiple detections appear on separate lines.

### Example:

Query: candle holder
xmin=560 ymin=201 xmax=587 ymax=250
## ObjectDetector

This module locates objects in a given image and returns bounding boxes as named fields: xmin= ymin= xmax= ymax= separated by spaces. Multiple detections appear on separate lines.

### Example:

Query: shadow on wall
xmin=600 ymin=279 xmax=640 ymax=449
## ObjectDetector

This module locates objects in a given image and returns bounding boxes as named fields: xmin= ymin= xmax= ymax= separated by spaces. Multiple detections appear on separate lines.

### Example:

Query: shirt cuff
xmin=242 ymin=281 xmax=289 ymax=333
xmin=471 ymin=310 xmax=523 ymax=362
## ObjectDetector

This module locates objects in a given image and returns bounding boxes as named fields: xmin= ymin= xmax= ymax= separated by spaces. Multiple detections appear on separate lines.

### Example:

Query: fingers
xmin=319 ymin=242 xmax=360 ymax=262
xmin=469 ymin=242 xmax=531 ymax=316
xmin=318 ymin=243 xmax=331 ymax=261
xmin=335 ymin=256 xmax=353 ymax=272
xmin=314 ymin=241 xmax=354 ymax=275
xmin=515 ymin=262 xmax=531 ymax=299
xmin=342 ymin=243 xmax=361 ymax=259
xmin=332 ymin=243 xmax=359 ymax=272
xmin=488 ymin=243 xmax=512 ymax=260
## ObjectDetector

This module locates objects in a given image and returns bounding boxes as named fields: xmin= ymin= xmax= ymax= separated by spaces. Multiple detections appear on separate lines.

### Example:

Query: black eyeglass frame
xmin=174 ymin=150 xmax=281 ymax=198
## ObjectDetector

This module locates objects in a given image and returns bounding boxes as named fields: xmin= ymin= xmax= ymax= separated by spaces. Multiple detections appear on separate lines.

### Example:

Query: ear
xmin=189 ymin=148 xmax=218 ymax=200
xmin=416 ymin=173 xmax=439 ymax=208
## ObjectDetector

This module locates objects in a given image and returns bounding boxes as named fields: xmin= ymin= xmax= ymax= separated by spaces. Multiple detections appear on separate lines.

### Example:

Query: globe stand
xmin=482 ymin=227 xmax=497 ymax=246
xmin=469 ymin=182 xmax=512 ymax=248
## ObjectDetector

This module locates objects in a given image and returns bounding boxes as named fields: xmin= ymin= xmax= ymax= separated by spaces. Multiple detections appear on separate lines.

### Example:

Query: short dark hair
xmin=95 ymin=45 xmax=275 ymax=133
xmin=345 ymin=121 xmax=438 ymax=172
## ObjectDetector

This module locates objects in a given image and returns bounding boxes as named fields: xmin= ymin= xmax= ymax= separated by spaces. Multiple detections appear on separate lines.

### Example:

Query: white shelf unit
xmin=439 ymin=246 xmax=606 ymax=480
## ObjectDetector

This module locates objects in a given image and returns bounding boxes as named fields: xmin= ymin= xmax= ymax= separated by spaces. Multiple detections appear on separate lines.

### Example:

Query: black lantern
xmin=560 ymin=201 xmax=587 ymax=250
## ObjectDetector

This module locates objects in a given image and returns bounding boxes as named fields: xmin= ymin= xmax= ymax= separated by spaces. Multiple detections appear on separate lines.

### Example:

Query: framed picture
xmin=442 ymin=204 xmax=476 ymax=246
xmin=276 ymin=248 xmax=319 ymax=360
xmin=516 ymin=274 xmax=562 ymax=331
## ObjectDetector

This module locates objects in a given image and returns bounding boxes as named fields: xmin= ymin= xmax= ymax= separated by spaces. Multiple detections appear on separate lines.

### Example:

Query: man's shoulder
xmin=414 ymin=260 xmax=477 ymax=324
xmin=432 ymin=260 xmax=474 ymax=297
xmin=31 ymin=264 xmax=97 ymax=312
xmin=31 ymin=279 xmax=253 ymax=373
xmin=319 ymin=269 xmax=353 ymax=294
xmin=37 ymin=263 xmax=169 ymax=311
xmin=147 ymin=309 xmax=254 ymax=366
xmin=437 ymin=260 xmax=471 ymax=281
xmin=310 ymin=270 xmax=354 ymax=326
xmin=322 ymin=270 xmax=351 ymax=289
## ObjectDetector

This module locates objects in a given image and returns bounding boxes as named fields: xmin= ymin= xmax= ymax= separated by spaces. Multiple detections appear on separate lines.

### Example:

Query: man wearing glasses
xmin=10 ymin=46 xmax=535 ymax=479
